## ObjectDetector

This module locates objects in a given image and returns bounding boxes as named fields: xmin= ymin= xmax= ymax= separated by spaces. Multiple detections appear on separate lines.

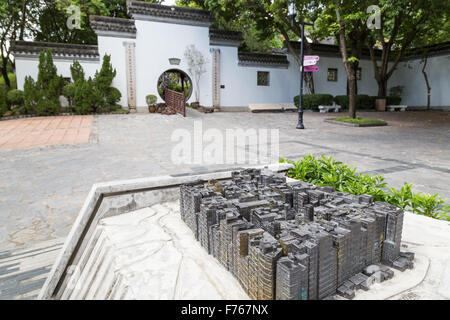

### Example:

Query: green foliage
xmin=373 ymin=96 xmax=402 ymax=106
xmin=331 ymin=117 xmax=387 ymax=125
xmin=106 ymin=87 xmax=122 ymax=107
xmin=70 ymin=61 xmax=85 ymax=83
xmin=0 ymin=87 xmax=7 ymax=116
xmin=334 ymin=95 xmax=375 ymax=110
xmin=62 ymin=83 xmax=76 ymax=107
xmin=281 ymin=155 xmax=449 ymax=221
xmin=6 ymin=89 xmax=24 ymax=106
xmin=0 ymin=73 xmax=17 ymax=89
xmin=94 ymin=55 xmax=116 ymax=93
xmin=70 ymin=56 xmax=119 ymax=114
xmin=73 ymin=77 xmax=101 ymax=114
xmin=23 ymin=76 xmax=39 ymax=114
xmin=294 ymin=94 xmax=334 ymax=110
xmin=146 ymin=94 xmax=157 ymax=106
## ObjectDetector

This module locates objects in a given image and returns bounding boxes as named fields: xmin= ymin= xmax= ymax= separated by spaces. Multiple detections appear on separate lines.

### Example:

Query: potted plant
xmin=146 ymin=94 xmax=157 ymax=113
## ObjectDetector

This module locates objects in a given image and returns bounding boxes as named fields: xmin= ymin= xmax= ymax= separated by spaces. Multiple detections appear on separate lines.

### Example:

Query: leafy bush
xmin=281 ymin=155 xmax=449 ymax=220
xmin=23 ymin=76 xmax=39 ymax=114
xmin=334 ymin=95 xmax=375 ymax=110
xmin=62 ymin=83 xmax=76 ymax=107
xmin=27 ymin=49 xmax=64 ymax=116
xmin=0 ymin=87 xmax=7 ymax=116
xmin=6 ymin=89 xmax=24 ymax=106
xmin=146 ymin=94 xmax=157 ymax=106
xmin=294 ymin=94 xmax=334 ymax=110
xmin=105 ymin=87 xmax=121 ymax=108
xmin=70 ymin=60 xmax=85 ymax=83
xmin=73 ymin=77 xmax=102 ymax=114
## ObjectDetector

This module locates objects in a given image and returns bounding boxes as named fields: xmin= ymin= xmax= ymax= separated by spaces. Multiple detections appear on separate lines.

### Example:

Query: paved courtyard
xmin=0 ymin=116 xmax=92 ymax=150
xmin=0 ymin=110 xmax=449 ymax=252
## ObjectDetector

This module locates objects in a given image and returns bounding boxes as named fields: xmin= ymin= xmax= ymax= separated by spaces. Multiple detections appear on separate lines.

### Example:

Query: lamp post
xmin=288 ymin=1 xmax=314 ymax=130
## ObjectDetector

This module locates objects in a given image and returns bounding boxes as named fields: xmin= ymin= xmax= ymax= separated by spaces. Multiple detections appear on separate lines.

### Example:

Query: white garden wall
xmin=133 ymin=20 xmax=213 ymax=108
xmin=217 ymin=48 xmax=300 ymax=108
xmin=15 ymin=57 xmax=99 ymax=91
xmin=390 ymin=55 xmax=450 ymax=108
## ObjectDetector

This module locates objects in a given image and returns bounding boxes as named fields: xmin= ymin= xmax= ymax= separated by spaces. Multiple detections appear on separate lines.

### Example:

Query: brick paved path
xmin=0 ymin=116 xmax=92 ymax=150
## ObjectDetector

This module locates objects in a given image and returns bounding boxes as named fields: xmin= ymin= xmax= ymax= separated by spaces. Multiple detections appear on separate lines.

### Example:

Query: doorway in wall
xmin=157 ymin=69 xmax=193 ymax=101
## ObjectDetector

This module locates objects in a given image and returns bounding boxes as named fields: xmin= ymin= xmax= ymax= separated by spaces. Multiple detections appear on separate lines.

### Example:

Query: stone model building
xmin=180 ymin=169 xmax=414 ymax=300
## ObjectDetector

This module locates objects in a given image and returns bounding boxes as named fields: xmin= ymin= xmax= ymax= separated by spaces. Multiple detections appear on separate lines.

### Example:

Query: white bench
xmin=387 ymin=105 xmax=407 ymax=112
xmin=319 ymin=104 xmax=341 ymax=113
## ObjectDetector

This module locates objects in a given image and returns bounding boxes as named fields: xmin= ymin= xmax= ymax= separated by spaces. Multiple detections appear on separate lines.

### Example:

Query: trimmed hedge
xmin=334 ymin=95 xmax=376 ymax=110
xmin=294 ymin=94 xmax=334 ymax=110
xmin=374 ymin=96 xmax=402 ymax=105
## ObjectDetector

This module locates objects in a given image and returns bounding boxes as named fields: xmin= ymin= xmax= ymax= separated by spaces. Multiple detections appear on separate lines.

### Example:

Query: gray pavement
xmin=0 ymin=109 xmax=449 ymax=253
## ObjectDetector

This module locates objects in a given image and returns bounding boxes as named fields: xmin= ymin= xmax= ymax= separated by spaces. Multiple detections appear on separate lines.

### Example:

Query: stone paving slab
xmin=0 ymin=110 xmax=448 ymax=253
xmin=0 ymin=116 xmax=92 ymax=150
xmin=0 ymin=238 xmax=63 ymax=300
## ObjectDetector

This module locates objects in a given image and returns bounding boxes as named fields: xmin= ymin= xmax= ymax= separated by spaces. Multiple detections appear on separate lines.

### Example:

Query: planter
xmin=148 ymin=105 xmax=156 ymax=113
xmin=375 ymin=98 xmax=386 ymax=112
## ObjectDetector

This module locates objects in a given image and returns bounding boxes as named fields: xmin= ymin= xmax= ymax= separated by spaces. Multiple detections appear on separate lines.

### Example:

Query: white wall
xmin=311 ymin=56 xmax=379 ymax=97
xmin=217 ymin=48 xmax=300 ymax=108
xmin=97 ymin=36 xmax=130 ymax=107
xmin=15 ymin=57 xmax=99 ymax=90
xmin=134 ymin=20 xmax=213 ymax=107
xmin=390 ymin=55 xmax=450 ymax=108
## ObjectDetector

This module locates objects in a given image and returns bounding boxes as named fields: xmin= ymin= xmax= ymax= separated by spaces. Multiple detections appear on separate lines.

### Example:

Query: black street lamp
xmin=288 ymin=1 xmax=314 ymax=130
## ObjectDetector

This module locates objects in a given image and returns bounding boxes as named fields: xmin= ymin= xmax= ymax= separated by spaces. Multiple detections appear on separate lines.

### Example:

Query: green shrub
xmin=6 ymin=89 xmax=24 ymax=106
xmin=105 ymin=87 xmax=121 ymax=108
xmin=281 ymin=156 xmax=449 ymax=221
xmin=62 ymin=83 xmax=76 ymax=107
xmin=70 ymin=60 xmax=85 ymax=83
xmin=73 ymin=77 xmax=102 ymax=114
xmin=0 ymin=87 xmax=7 ymax=116
xmin=294 ymin=94 xmax=334 ymax=110
xmin=146 ymin=94 xmax=157 ymax=106
xmin=334 ymin=95 xmax=375 ymax=110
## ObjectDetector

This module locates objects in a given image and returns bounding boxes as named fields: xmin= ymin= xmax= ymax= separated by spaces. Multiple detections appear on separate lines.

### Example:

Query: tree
xmin=34 ymin=0 xmax=164 ymax=45
xmin=313 ymin=0 xmax=371 ymax=118
xmin=70 ymin=60 xmax=85 ymax=82
xmin=408 ymin=14 xmax=450 ymax=110
xmin=0 ymin=0 xmax=40 ymax=88
xmin=178 ymin=0 xmax=319 ymax=94
xmin=184 ymin=44 xmax=208 ymax=104
xmin=365 ymin=0 xmax=450 ymax=96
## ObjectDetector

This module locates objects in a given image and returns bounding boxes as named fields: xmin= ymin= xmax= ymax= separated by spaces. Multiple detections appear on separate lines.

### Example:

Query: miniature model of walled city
xmin=180 ymin=169 xmax=415 ymax=300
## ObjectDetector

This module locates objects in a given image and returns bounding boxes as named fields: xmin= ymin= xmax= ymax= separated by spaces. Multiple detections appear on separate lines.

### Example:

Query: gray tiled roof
xmin=238 ymin=52 xmax=289 ymax=68
xmin=128 ymin=1 xmax=213 ymax=24
xmin=90 ymin=15 xmax=137 ymax=35
xmin=11 ymin=41 xmax=99 ymax=60
xmin=209 ymin=29 xmax=243 ymax=43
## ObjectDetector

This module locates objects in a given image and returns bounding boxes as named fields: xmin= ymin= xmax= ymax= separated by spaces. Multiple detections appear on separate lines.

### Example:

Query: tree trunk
xmin=421 ymin=55 xmax=431 ymax=110
xmin=304 ymin=72 xmax=314 ymax=94
xmin=377 ymin=77 xmax=387 ymax=97
xmin=1 ymin=58 xmax=11 ymax=88
xmin=348 ymin=72 xmax=357 ymax=118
